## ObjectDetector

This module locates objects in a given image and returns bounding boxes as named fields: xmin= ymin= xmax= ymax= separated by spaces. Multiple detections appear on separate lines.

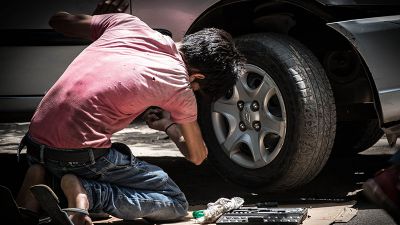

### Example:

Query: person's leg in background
xmin=363 ymin=149 xmax=400 ymax=223
xmin=389 ymin=149 xmax=400 ymax=165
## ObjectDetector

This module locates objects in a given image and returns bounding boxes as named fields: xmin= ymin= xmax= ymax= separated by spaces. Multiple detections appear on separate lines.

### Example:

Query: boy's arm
xmin=48 ymin=12 xmax=93 ymax=40
xmin=175 ymin=121 xmax=208 ymax=165
xmin=143 ymin=108 xmax=208 ymax=165
xmin=92 ymin=0 xmax=129 ymax=15
xmin=48 ymin=0 xmax=128 ymax=40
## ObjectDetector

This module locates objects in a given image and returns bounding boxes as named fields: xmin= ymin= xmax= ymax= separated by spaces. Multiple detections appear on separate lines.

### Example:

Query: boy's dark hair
xmin=180 ymin=28 xmax=245 ymax=100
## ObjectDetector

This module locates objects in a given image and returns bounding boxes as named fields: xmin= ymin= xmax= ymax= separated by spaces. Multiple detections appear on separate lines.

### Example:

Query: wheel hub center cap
xmin=240 ymin=103 xmax=259 ymax=128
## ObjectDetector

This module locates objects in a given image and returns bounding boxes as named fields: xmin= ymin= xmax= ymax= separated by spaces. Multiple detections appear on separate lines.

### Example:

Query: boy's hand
xmin=93 ymin=0 xmax=129 ymax=15
xmin=142 ymin=108 xmax=173 ymax=132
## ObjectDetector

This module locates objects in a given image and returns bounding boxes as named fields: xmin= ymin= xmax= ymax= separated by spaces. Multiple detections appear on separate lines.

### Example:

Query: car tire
xmin=333 ymin=119 xmax=384 ymax=154
xmin=197 ymin=33 xmax=336 ymax=191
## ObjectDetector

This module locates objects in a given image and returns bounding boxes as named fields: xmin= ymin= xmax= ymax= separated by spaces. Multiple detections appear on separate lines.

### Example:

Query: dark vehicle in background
xmin=1 ymin=0 xmax=400 ymax=191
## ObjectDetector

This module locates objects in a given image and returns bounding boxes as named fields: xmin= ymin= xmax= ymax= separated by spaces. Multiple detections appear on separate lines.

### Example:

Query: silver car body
xmin=1 ymin=0 xmax=400 ymax=138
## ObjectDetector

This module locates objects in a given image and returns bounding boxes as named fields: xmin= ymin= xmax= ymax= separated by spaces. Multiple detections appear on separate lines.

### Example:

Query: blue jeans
xmin=28 ymin=143 xmax=188 ymax=221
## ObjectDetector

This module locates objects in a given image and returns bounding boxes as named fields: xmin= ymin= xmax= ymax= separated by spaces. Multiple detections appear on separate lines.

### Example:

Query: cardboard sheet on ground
xmin=93 ymin=201 xmax=357 ymax=225
xmin=290 ymin=200 xmax=357 ymax=225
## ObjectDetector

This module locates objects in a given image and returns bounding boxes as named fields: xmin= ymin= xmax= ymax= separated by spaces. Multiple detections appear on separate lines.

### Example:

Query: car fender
xmin=327 ymin=15 xmax=400 ymax=129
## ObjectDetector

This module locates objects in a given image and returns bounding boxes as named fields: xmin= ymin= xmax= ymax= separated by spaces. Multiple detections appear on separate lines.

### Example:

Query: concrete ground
xmin=0 ymin=121 xmax=398 ymax=225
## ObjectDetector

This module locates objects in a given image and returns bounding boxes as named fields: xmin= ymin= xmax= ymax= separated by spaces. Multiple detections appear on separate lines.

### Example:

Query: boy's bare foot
xmin=61 ymin=174 xmax=92 ymax=225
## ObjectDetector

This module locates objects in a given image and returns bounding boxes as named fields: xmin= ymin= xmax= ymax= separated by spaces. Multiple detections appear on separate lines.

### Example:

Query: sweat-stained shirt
xmin=29 ymin=13 xmax=197 ymax=149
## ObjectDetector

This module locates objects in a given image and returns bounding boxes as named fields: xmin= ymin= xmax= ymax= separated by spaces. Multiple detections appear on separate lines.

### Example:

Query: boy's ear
xmin=189 ymin=73 xmax=205 ymax=82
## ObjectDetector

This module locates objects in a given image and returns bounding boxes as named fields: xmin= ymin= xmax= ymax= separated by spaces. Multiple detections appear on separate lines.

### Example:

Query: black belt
xmin=21 ymin=134 xmax=109 ymax=163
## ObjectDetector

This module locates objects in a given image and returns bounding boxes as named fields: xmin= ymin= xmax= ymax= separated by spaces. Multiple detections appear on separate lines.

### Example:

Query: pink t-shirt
xmin=29 ymin=13 xmax=197 ymax=149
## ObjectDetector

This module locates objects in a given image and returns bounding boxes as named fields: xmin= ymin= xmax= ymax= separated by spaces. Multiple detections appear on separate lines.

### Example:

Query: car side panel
xmin=0 ymin=0 xmax=127 ymax=112
xmin=0 ymin=0 xmax=99 ymax=29
xmin=0 ymin=46 xmax=86 ymax=96
xmin=328 ymin=15 xmax=400 ymax=124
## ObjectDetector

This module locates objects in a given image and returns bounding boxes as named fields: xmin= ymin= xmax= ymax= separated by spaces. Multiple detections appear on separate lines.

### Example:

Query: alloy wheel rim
xmin=211 ymin=64 xmax=287 ymax=169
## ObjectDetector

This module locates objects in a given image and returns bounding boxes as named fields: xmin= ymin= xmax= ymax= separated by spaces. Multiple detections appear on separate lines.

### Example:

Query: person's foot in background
xmin=363 ymin=164 xmax=400 ymax=224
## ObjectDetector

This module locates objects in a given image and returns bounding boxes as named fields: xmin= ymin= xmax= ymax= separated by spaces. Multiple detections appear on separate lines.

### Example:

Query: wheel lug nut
xmin=252 ymin=121 xmax=261 ymax=131
xmin=239 ymin=121 xmax=247 ymax=131
xmin=251 ymin=101 xmax=260 ymax=111
xmin=237 ymin=101 xmax=244 ymax=111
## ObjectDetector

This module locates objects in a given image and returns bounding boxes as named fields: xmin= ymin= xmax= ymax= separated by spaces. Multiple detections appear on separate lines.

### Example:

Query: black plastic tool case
xmin=216 ymin=207 xmax=308 ymax=225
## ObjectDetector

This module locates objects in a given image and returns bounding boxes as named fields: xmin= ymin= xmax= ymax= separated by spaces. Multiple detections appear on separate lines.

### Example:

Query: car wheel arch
xmin=187 ymin=0 xmax=383 ymax=149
